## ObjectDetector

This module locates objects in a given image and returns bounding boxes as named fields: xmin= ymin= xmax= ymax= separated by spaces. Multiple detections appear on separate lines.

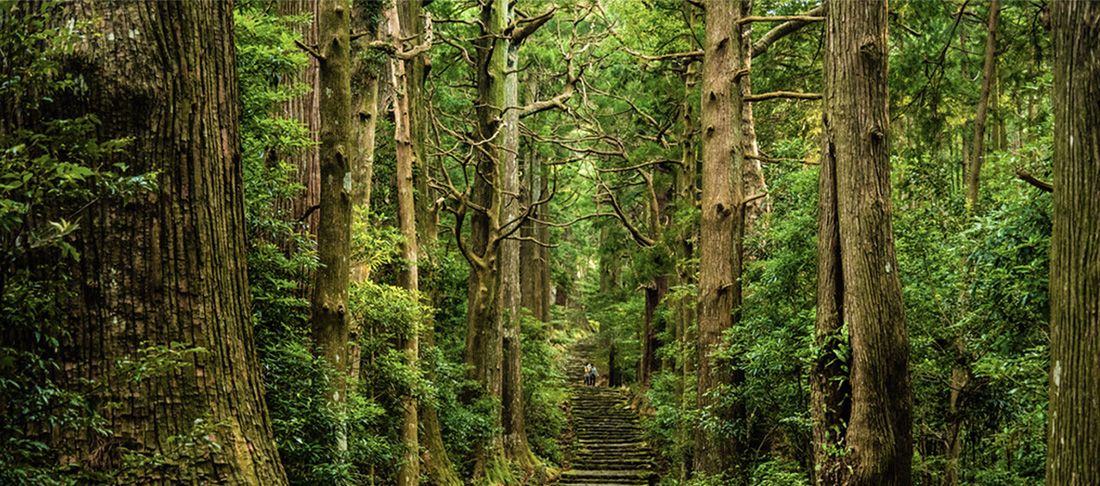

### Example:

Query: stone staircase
xmin=557 ymin=342 xmax=656 ymax=486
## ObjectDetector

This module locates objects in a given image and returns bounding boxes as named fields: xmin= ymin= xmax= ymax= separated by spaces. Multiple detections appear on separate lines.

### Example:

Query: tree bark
xmin=278 ymin=0 xmax=322 ymax=235
xmin=1047 ymin=3 xmax=1100 ymax=484
xmin=51 ymin=2 xmax=288 ymax=484
xmin=350 ymin=1 xmax=379 ymax=283
xmin=738 ymin=0 xmax=769 ymax=232
xmin=461 ymin=0 xmax=513 ymax=482
xmin=311 ymin=0 xmax=353 ymax=453
xmin=695 ymin=0 xmax=744 ymax=479
xmin=500 ymin=12 xmax=540 ymax=474
xmin=966 ymin=0 xmax=1000 ymax=210
xmin=675 ymin=38 xmax=700 ymax=481
xmin=814 ymin=2 xmax=911 ymax=485
xmin=388 ymin=3 xmax=422 ymax=485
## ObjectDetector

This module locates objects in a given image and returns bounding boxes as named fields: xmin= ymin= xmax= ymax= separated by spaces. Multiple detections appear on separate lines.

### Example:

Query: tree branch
xmin=509 ymin=7 xmax=556 ymax=43
xmin=598 ymin=181 xmax=656 ymax=247
xmin=751 ymin=5 xmax=825 ymax=59
xmin=746 ymin=153 xmax=819 ymax=165
xmin=743 ymin=91 xmax=822 ymax=102
xmin=739 ymin=14 xmax=825 ymax=25
xmin=617 ymin=46 xmax=704 ymax=62
xmin=1015 ymin=170 xmax=1053 ymax=192
xmin=295 ymin=39 xmax=323 ymax=61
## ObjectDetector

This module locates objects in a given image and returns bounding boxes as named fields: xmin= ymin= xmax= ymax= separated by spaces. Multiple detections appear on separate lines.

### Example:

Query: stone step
xmin=561 ymin=469 xmax=655 ymax=482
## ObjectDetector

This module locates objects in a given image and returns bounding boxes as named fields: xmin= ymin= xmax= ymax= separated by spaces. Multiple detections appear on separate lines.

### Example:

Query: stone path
xmin=557 ymin=341 xmax=656 ymax=486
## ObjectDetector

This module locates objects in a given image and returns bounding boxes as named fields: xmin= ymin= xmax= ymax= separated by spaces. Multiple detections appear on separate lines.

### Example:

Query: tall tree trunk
xmin=814 ymin=2 xmax=911 ymax=485
xmin=640 ymin=275 xmax=667 ymax=391
xmin=520 ymin=142 xmax=549 ymax=323
xmin=696 ymin=0 xmax=744 ymax=479
xmin=1047 ymin=3 xmax=1100 ymax=485
xmin=500 ymin=19 xmax=540 ymax=475
xmin=51 ymin=3 xmax=288 ymax=484
xmin=675 ymin=45 xmax=700 ymax=483
xmin=462 ymin=0 xmax=513 ymax=482
xmin=311 ymin=0 xmax=353 ymax=452
xmin=966 ymin=0 xmax=1000 ymax=210
xmin=278 ymin=0 xmax=322 ymax=235
xmin=944 ymin=365 xmax=970 ymax=486
xmin=350 ymin=1 xmax=379 ymax=282
xmin=738 ymin=0 xmax=769 ymax=231
xmin=388 ymin=4 xmax=421 ymax=486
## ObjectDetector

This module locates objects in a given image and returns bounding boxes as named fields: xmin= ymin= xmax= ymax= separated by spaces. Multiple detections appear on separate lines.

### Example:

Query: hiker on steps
xmin=584 ymin=363 xmax=599 ymax=386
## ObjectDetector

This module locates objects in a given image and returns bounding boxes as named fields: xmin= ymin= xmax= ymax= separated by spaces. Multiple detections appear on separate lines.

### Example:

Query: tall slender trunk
xmin=675 ymin=43 xmax=700 ymax=482
xmin=311 ymin=0 xmax=353 ymax=453
xmin=1047 ymin=3 xmax=1100 ymax=485
xmin=738 ymin=0 xmax=769 ymax=231
xmin=47 ymin=3 xmax=288 ymax=483
xmin=696 ymin=0 xmax=744 ymax=479
xmin=500 ymin=19 xmax=539 ymax=474
xmin=388 ymin=4 xmax=421 ymax=485
xmin=814 ymin=2 xmax=911 ymax=485
xmin=966 ymin=0 xmax=1000 ymax=210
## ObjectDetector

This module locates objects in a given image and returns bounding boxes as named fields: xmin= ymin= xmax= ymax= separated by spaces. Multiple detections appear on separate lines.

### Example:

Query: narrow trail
xmin=557 ymin=340 xmax=657 ymax=486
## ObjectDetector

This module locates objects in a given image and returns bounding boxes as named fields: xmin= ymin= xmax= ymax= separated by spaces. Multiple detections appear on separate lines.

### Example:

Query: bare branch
xmin=1015 ymin=170 xmax=1053 ymax=193
xmin=618 ymin=46 xmax=704 ymax=63
xmin=595 ymin=159 xmax=683 ymax=173
xmin=507 ymin=235 xmax=559 ymax=248
xmin=746 ymin=153 xmax=819 ymax=165
xmin=598 ymin=180 xmax=656 ymax=247
xmin=741 ymin=192 xmax=769 ymax=207
xmin=739 ymin=14 xmax=825 ymax=25
xmin=510 ymin=7 xmax=556 ymax=43
xmin=295 ymin=39 xmax=323 ymax=61
xmin=751 ymin=5 xmax=825 ymax=59
xmin=529 ymin=212 xmax=619 ymax=228
xmin=743 ymin=91 xmax=822 ymax=102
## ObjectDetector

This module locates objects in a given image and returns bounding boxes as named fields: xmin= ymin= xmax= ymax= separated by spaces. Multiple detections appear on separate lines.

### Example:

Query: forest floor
xmin=555 ymin=339 xmax=657 ymax=486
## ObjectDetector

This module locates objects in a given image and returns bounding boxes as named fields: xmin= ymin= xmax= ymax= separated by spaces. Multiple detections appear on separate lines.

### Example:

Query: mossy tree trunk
xmin=1047 ymin=3 xmax=1100 ymax=484
xmin=50 ymin=2 xmax=288 ymax=484
xmin=311 ymin=0 xmax=353 ymax=452
xmin=460 ymin=0 xmax=512 ymax=482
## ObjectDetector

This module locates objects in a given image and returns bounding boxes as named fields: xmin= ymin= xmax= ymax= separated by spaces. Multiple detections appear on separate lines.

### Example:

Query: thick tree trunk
xmin=966 ymin=0 xmax=1000 ymax=210
xmin=52 ymin=3 xmax=288 ymax=484
xmin=815 ymin=2 xmax=912 ymax=485
xmin=695 ymin=0 xmax=744 ymax=479
xmin=388 ymin=4 xmax=421 ymax=486
xmin=463 ymin=0 xmax=513 ymax=482
xmin=1047 ymin=3 xmax=1100 ymax=485
xmin=311 ymin=0 xmax=353 ymax=452
xmin=811 ymin=69 xmax=850 ymax=486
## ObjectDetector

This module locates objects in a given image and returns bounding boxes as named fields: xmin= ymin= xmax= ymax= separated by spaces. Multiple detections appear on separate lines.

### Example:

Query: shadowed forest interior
xmin=1 ymin=1 xmax=1098 ymax=486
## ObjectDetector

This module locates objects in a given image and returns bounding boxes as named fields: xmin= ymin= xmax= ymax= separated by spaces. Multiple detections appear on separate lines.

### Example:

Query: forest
xmin=1 ymin=0 xmax=1097 ymax=485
